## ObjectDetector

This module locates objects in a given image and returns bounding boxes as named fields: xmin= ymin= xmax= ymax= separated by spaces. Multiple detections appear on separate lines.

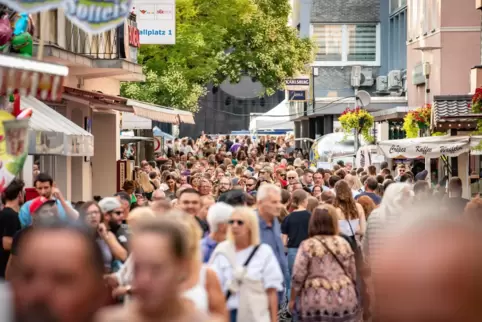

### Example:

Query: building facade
xmin=181 ymin=85 xmax=284 ymax=138
xmin=291 ymin=0 xmax=408 ymax=143
xmin=407 ymin=0 xmax=480 ymax=108
xmin=24 ymin=10 xmax=193 ymax=201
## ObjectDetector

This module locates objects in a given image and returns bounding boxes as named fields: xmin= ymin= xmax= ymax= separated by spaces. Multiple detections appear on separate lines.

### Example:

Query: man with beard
xmin=19 ymin=173 xmax=78 ymax=228
xmin=11 ymin=220 xmax=108 ymax=322
xmin=98 ymin=198 xmax=128 ymax=262
xmin=217 ymin=176 xmax=231 ymax=198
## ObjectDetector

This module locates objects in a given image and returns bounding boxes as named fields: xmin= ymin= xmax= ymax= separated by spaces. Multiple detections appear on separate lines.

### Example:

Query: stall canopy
xmin=24 ymin=97 xmax=94 ymax=156
xmin=153 ymin=126 xmax=174 ymax=140
xmin=377 ymin=136 xmax=471 ymax=159
xmin=62 ymin=87 xmax=195 ymax=125
xmin=249 ymin=100 xmax=293 ymax=131
xmin=471 ymin=136 xmax=482 ymax=155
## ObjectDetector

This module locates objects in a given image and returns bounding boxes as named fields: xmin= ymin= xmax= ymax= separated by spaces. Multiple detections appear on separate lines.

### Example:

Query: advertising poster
xmin=131 ymin=0 xmax=176 ymax=44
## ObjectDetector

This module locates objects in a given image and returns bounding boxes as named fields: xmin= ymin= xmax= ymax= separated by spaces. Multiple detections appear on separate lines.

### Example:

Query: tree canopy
xmin=121 ymin=0 xmax=314 ymax=112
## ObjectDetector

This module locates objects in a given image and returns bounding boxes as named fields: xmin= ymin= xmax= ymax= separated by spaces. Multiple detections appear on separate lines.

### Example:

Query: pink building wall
xmin=407 ymin=0 xmax=480 ymax=107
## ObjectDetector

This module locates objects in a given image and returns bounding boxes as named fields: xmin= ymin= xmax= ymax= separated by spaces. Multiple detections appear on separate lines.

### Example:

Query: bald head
xmin=152 ymin=189 xmax=166 ymax=201
xmin=373 ymin=218 xmax=482 ymax=322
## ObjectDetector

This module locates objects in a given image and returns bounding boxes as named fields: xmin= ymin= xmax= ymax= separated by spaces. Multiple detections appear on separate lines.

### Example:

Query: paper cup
xmin=3 ymin=118 xmax=29 ymax=157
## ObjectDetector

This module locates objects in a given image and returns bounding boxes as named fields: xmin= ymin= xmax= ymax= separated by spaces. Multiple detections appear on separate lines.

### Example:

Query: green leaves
xmin=121 ymin=0 xmax=314 ymax=112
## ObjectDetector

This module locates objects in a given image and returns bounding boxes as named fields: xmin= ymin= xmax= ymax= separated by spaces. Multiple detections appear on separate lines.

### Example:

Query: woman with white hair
xmin=209 ymin=207 xmax=283 ymax=322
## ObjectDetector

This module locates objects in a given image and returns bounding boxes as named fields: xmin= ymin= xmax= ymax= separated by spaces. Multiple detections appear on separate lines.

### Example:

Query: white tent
xmin=249 ymin=99 xmax=294 ymax=131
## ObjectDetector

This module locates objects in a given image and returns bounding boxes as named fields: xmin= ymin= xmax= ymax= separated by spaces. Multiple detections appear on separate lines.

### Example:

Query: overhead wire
xmin=198 ymin=96 xmax=356 ymax=117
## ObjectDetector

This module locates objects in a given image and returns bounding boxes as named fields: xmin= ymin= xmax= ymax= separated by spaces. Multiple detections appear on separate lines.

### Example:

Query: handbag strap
xmin=225 ymin=244 xmax=261 ymax=300
xmin=314 ymin=237 xmax=356 ymax=286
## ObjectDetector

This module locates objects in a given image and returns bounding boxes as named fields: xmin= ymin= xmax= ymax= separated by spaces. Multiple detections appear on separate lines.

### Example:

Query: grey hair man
xmin=200 ymin=202 xmax=234 ymax=263
xmin=256 ymin=184 xmax=289 ymax=297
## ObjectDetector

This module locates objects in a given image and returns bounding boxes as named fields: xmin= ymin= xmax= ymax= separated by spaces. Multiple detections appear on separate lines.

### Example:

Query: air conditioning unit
xmin=351 ymin=66 xmax=362 ymax=87
xmin=388 ymin=70 xmax=402 ymax=90
xmin=376 ymin=76 xmax=389 ymax=92
xmin=360 ymin=68 xmax=374 ymax=87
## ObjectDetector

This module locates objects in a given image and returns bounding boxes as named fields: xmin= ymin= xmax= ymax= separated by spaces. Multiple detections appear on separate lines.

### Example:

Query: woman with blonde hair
xmin=209 ymin=207 xmax=283 ymax=322
xmin=164 ymin=210 xmax=227 ymax=319
xmin=95 ymin=216 xmax=218 ymax=322
xmin=289 ymin=205 xmax=361 ymax=321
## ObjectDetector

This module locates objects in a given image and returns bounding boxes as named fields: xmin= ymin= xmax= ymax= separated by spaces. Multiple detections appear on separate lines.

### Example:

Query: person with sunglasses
xmin=98 ymin=198 xmax=129 ymax=264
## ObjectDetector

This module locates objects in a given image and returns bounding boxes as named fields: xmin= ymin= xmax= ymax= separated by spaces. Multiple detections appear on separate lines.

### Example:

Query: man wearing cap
xmin=18 ymin=173 xmax=78 ymax=228
xmin=98 ymin=197 xmax=129 ymax=260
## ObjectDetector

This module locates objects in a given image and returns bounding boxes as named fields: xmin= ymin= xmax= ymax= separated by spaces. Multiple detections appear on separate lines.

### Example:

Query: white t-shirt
xmin=209 ymin=244 xmax=284 ymax=310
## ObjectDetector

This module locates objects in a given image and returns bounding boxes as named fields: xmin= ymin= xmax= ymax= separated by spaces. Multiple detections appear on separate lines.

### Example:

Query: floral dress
xmin=291 ymin=235 xmax=361 ymax=322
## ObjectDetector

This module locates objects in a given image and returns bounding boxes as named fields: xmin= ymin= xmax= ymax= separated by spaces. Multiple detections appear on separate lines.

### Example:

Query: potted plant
xmin=470 ymin=87 xmax=482 ymax=150
xmin=338 ymin=107 xmax=374 ymax=143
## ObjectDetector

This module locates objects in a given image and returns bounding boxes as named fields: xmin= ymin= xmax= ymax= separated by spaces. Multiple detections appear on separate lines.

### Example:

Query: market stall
xmin=377 ymin=135 xmax=475 ymax=198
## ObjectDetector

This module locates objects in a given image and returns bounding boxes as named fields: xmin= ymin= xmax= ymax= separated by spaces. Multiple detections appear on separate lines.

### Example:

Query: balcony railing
xmin=29 ymin=10 xmax=137 ymax=60
xmin=65 ymin=19 xmax=120 ymax=59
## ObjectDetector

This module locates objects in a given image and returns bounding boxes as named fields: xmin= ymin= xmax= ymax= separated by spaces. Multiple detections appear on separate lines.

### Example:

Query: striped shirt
xmin=362 ymin=208 xmax=400 ymax=275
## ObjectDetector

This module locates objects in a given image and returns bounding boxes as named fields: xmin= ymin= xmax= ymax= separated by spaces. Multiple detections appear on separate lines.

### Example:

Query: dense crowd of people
xmin=1 ymin=134 xmax=482 ymax=322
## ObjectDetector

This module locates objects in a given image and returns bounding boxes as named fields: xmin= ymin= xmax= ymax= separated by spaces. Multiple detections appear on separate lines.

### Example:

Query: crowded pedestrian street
xmin=1 ymin=0 xmax=482 ymax=322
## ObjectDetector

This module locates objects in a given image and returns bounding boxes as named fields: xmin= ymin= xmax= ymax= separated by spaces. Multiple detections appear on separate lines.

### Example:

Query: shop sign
xmin=124 ymin=19 xmax=140 ymax=63
xmin=379 ymin=138 xmax=470 ymax=158
xmin=288 ymin=90 xmax=307 ymax=102
xmin=131 ymin=0 xmax=176 ymax=44
xmin=285 ymin=76 xmax=310 ymax=90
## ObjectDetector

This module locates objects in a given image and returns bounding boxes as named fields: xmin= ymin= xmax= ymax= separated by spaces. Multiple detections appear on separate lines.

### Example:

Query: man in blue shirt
xmin=19 ymin=173 xmax=78 ymax=228
xmin=256 ymin=184 xmax=289 ymax=303
xmin=355 ymin=177 xmax=382 ymax=205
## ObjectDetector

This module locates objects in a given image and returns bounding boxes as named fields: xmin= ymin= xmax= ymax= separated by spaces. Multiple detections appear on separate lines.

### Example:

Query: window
xmin=391 ymin=0 xmax=407 ymax=14
xmin=313 ymin=25 xmax=343 ymax=61
xmin=312 ymin=24 xmax=379 ymax=65
xmin=347 ymin=25 xmax=377 ymax=61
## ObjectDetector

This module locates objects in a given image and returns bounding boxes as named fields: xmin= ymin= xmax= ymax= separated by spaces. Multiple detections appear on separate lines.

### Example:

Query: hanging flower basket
xmin=402 ymin=104 xmax=432 ymax=138
xmin=338 ymin=107 xmax=374 ymax=143
xmin=470 ymin=87 xmax=482 ymax=150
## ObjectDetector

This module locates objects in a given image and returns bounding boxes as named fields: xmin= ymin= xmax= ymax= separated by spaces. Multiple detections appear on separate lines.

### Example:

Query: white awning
xmin=377 ymin=136 xmax=471 ymax=159
xmin=23 ymin=97 xmax=94 ymax=156
xmin=126 ymin=99 xmax=195 ymax=125
xmin=120 ymin=112 xmax=152 ymax=130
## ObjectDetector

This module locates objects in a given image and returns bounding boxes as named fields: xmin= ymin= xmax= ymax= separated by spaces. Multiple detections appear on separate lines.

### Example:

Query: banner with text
xmin=131 ymin=0 xmax=176 ymax=44
xmin=377 ymin=136 xmax=470 ymax=159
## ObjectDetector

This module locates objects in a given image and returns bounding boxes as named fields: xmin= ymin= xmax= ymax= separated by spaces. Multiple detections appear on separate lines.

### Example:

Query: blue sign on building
xmin=288 ymin=90 xmax=307 ymax=101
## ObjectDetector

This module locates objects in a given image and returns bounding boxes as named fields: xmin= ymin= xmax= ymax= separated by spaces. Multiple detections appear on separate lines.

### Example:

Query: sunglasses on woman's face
xmin=228 ymin=219 xmax=244 ymax=226
xmin=280 ymin=173 xmax=286 ymax=177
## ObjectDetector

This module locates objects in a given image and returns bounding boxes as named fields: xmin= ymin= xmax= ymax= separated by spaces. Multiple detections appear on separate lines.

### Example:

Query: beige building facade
xmin=22 ymin=9 xmax=192 ymax=202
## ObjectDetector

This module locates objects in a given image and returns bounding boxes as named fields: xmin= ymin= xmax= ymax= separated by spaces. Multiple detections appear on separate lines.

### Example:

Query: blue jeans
xmin=287 ymin=248 xmax=299 ymax=298
xmin=287 ymin=247 xmax=299 ymax=321
xmin=230 ymin=309 xmax=237 ymax=322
